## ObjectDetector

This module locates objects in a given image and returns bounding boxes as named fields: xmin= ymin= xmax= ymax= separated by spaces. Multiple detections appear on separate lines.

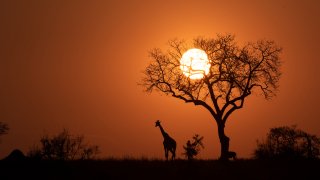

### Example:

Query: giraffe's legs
xmin=164 ymin=148 xmax=168 ymax=161
xmin=171 ymin=149 xmax=176 ymax=160
xmin=165 ymin=148 xmax=177 ymax=160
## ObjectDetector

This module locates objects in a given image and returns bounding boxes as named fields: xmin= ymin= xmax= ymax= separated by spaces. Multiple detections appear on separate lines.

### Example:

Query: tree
xmin=0 ymin=122 xmax=9 ymax=136
xmin=140 ymin=34 xmax=282 ymax=160
xmin=28 ymin=129 xmax=99 ymax=160
xmin=0 ymin=122 xmax=9 ymax=149
xmin=183 ymin=134 xmax=204 ymax=160
xmin=254 ymin=125 xmax=320 ymax=159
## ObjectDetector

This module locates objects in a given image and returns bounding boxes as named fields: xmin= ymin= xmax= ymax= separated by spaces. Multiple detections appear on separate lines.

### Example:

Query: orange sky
xmin=1 ymin=0 xmax=320 ymax=159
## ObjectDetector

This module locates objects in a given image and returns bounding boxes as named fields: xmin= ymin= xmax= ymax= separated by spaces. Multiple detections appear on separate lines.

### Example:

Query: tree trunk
xmin=217 ymin=122 xmax=230 ymax=161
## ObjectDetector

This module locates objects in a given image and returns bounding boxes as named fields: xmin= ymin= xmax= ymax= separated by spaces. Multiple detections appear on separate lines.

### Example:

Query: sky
xmin=1 ymin=0 xmax=320 ymax=159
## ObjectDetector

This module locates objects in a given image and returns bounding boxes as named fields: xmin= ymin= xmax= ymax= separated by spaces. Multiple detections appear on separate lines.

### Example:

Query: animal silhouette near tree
xmin=141 ymin=34 xmax=282 ymax=160
xmin=155 ymin=120 xmax=176 ymax=161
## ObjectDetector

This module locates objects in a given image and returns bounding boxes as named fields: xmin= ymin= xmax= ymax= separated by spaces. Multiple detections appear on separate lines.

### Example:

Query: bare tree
xmin=140 ymin=34 xmax=282 ymax=160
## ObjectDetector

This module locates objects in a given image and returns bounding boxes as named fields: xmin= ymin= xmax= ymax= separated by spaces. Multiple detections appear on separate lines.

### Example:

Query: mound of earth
xmin=3 ymin=149 xmax=26 ymax=161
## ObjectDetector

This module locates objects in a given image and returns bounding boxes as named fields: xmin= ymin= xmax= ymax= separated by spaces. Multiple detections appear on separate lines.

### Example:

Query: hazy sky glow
xmin=1 ymin=0 xmax=320 ymax=159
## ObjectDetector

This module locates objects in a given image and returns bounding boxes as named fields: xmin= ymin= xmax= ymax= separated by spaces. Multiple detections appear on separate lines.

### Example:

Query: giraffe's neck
xmin=158 ymin=125 xmax=168 ymax=138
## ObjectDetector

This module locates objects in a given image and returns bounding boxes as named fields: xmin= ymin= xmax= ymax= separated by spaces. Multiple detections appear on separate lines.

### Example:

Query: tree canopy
xmin=254 ymin=126 xmax=320 ymax=159
xmin=141 ymin=34 xmax=281 ymax=123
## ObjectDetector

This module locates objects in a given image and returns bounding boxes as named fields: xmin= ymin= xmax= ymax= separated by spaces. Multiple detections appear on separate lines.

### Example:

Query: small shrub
xmin=183 ymin=134 xmax=204 ymax=160
xmin=28 ymin=129 xmax=99 ymax=160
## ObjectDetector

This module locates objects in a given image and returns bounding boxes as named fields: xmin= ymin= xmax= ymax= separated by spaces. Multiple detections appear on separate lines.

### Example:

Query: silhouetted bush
xmin=183 ymin=134 xmax=204 ymax=160
xmin=254 ymin=125 xmax=320 ymax=159
xmin=27 ymin=129 xmax=99 ymax=160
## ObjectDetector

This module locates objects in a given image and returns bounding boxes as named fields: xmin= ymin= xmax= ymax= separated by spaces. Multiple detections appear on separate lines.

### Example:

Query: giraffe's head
xmin=155 ymin=120 xmax=161 ymax=127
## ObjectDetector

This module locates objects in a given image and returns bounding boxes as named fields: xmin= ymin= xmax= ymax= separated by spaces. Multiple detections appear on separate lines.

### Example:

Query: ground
xmin=1 ymin=159 xmax=319 ymax=180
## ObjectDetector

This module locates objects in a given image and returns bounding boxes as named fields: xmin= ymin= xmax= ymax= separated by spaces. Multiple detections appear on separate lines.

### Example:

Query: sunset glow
xmin=180 ymin=48 xmax=210 ymax=79
xmin=1 ymin=0 xmax=320 ymax=161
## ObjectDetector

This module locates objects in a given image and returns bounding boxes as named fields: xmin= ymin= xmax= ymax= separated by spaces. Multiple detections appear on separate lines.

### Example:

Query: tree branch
xmin=140 ymin=34 xmax=282 ymax=127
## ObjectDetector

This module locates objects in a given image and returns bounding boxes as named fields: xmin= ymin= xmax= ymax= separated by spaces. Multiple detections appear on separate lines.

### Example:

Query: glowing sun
xmin=180 ymin=48 xmax=211 ymax=79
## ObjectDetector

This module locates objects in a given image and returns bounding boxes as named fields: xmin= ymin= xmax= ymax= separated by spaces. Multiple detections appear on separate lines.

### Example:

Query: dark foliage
xmin=254 ymin=125 xmax=320 ymax=159
xmin=183 ymin=134 xmax=204 ymax=160
xmin=0 ymin=122 xmax=9 ymax=136
xmin=27 ymin=129 xmax=99 ymax=160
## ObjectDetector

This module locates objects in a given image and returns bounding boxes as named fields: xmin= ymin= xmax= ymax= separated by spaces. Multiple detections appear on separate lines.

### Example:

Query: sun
xmin=180 ymin=48 xmax=211 ymax=79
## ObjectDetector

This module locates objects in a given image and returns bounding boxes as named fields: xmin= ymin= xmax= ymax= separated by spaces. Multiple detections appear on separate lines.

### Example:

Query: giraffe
xmin=155 ymin=120 xmax=176 ymax=161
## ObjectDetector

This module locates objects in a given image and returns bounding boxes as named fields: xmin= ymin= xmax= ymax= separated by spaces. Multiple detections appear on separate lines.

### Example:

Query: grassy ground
xmin=1 ymin=158 xmax=320 ymax=180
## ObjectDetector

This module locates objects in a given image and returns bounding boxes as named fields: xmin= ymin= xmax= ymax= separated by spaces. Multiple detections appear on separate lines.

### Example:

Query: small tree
xmin=254 ymin=125 xmax=320 ymax=159
xmin=140 ymin=34 xmax=282 ymax=160
xmin=0 ymin=122 xmax=9 ymax=136
xmin=0 ymin=122 xmax=9 ymax=146
xmin=183 ymin=134 xmax=204 ymax=160
xmin=28 ymin=129 xmax=99 ymax=160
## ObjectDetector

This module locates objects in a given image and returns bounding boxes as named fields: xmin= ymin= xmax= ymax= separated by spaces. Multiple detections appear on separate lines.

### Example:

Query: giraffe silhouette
xmin=155 ymin=120 xmax=176 ymax=161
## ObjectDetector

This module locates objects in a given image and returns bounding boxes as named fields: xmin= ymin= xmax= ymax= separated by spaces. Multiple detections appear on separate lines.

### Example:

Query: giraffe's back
xmin=164 ymin=135 xmax=176 ymax=148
